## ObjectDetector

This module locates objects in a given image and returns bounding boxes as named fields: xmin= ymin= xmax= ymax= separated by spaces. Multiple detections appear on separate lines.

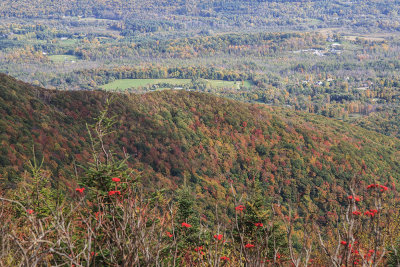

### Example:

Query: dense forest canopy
xmin=1 ymin=73 xmax=400 ymax=210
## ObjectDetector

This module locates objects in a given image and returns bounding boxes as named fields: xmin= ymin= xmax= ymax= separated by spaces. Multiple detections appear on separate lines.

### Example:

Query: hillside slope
xmin=1 ymin=73 xmax=400 ymax=213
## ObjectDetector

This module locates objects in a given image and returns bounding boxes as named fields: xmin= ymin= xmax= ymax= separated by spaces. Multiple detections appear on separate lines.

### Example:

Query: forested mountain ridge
xmin=1 ymin=0 xmax=399 ymax=33
xmin=1 ymin=73 xmax=400 ymax=216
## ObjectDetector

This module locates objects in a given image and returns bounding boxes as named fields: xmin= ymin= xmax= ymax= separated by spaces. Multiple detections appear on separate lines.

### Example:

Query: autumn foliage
xmin=1 ymin=76 xmax=400 ymax=265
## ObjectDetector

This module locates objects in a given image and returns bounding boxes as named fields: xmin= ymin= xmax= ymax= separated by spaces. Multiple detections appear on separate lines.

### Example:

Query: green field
xmin=49 ymin=55 xmax=79 ymax=63
xmin=59 ymin=39 xmax=79 ymax=45
xmin=100 ymin=79 xmax=191 ymax=90
xmin=208 ymin=80 xmax=252 ymax=89
xmin=100 ymin=79 xmax=253 ymax=90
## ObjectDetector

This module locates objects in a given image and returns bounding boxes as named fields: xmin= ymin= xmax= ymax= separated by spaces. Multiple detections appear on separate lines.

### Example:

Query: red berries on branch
xmin=214 ymin=234 xmax=223 ymax=241
xmin=108 ymin=190 xmax=121 ymax=196
xmin=254 ymin=222 xmax=263 ymax=227
xmin=364 ymin=209 xmax=378 ymax=217
xmin=348 ymin=195 xmax=360 ymax=201
xmin=380 ymin=186 xmax=389 ymax=192
xmin=367 ymin=184 xmax=389 ymax=191
xmin=181 ymin=222 xmax=192 ymax=228
xmin=245 ymin=243 xmax=255 ymax=248
xmin=194 ymin=246 xmax=204 ymax=255
xmin=75 ymin=188 xmax=85 ymax=194
xmin=235 ymin=205 xmax=245 ymax=212
xmin=112 ymin=177 xmax=121 ymax=182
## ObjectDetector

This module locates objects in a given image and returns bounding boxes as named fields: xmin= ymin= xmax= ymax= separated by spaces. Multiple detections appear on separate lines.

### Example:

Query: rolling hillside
xmin=1 ymin=73 xmax=400 ymax=214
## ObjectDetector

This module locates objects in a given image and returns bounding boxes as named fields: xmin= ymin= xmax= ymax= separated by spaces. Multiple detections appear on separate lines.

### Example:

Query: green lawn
xmin=100 ymin=79 xmax=253 ymax=90
xmin=59 ymin=39 xmax=78 ymax=45
xmin=207 ymin=80 xmax=252 ymax=89
xmin=49 ymin=55 xmax=79 ymax=63
xmin=100 ymin=79 xmax=192 ymax=90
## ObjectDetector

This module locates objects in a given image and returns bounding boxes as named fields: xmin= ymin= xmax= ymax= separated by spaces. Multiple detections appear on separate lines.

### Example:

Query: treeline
xmin=117 ymin=19 xmax=185 ymax=36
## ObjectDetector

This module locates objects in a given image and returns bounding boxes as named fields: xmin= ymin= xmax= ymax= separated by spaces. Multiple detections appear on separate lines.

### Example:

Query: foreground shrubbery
xmin=1 ymin=103 xmax=400 ymax=266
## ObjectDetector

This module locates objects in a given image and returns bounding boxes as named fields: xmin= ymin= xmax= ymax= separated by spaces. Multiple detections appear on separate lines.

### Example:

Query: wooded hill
xmin=1 ymin=73 xmax=400 ymax=216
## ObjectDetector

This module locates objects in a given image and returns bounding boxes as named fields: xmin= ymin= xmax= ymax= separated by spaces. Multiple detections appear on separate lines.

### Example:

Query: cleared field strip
xmin=100 ymin=79 xmax=252 ymax=90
